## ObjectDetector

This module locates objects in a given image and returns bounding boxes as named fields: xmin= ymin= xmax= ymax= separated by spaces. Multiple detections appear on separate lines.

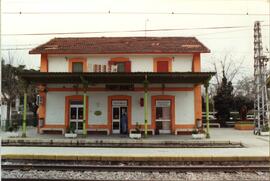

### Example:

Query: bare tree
xmin=210 ymin=53 xmax=245 ymax=89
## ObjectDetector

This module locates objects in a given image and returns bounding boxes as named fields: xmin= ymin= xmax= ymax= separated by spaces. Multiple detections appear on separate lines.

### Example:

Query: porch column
xmin=22 ymin=83 xmax=28 ymax=138
xmin=204 ymin=82 xmax=210 ymax=138
xmin=144 ymin=76 xmax=149 ymax=137
xmin=83 ymin=84 xmax=87 ymax=137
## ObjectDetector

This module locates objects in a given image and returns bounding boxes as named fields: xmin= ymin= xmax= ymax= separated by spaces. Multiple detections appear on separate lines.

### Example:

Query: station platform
xmin=1 ymin=128 xmax=269 ymax=162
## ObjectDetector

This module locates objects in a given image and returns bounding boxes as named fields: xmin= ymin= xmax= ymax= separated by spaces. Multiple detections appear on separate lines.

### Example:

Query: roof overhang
xmin=20 ymin=72 xmax=216 ymax=85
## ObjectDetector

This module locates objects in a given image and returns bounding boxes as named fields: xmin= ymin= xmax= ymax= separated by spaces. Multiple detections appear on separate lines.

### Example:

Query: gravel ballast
xmin=2 ymin=170 xmax=270 ymax=180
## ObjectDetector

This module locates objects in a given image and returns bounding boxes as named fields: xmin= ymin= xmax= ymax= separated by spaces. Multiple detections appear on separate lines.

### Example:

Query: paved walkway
xmin=1 ymin=128 xmax=269 ymax=157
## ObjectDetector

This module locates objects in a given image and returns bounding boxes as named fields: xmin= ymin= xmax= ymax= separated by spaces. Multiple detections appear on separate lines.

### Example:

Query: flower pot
xmin=65 ymin=133 xmax=77 ymax=138
xmin=129 ymin=133 xmax=141 ymax=139
xmin=192 ymin=133 xmax=205 ymax=139
xmin=260 ymin=131 xmax=269 ymax=136
xmin=6 ymin=132 xmax=19 ymax=138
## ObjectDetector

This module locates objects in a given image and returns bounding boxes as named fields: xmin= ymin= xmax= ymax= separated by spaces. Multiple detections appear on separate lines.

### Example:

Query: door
xmin=70 ymin=101 xmax=83 ymax=134
xmin=112 ymin=100 xmax=128 ymax=134
xmin=155 ymin=100 xmax=171 ymax=134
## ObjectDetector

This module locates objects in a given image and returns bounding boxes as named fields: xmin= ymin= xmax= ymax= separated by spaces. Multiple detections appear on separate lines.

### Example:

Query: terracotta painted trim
xmin=44 ymin=52 xmax=201 ymax=55
xmin=87 ymin=125 xmax=109 ymax=129
xmin=153 ymin=57 xmax=173 ymax=72
xmin=110 ymin=57 xmax=130 ymax=62
xmin=108 ymin=95 xmax=132 ymax=134
xmin=151 ymin=95 xmax=175 ymax=133
xmin=194 ymin=85 xmax=202 ymax=125
xmin=65 ymin=95 xmax=89 ymax=129
xmin=174 ymin=124 xmax=195 ymax=129
xmin=38 ymin=91 xmax=47 ymax=119
xmin=42 ymin=124 xmax=65 ymax=128
xmin=134 ymin=87 xmax=193 ymax=92
xmin=68 ymin=58 xmax=88 ymax=72
xmin=40 ymin=54 xmax=48 ymax=72
xmin=47 ymin=87 xmax=194 ymax=92
xmin=192 ymin=53 xmax=201 ymax=72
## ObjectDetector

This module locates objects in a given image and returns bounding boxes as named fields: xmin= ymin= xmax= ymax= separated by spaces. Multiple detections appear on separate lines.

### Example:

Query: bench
xmin=40 ymin=127 xmax=65 ymax=135
xmin=87 ymin=128 xmax=110 ymax=135
xmin=129 ymin=128 xmax=155 ymax=135
xmin=203 ymin=123 xmax=220 ymax=128
xmin=174 ymin=128 xmax=194 ymax=135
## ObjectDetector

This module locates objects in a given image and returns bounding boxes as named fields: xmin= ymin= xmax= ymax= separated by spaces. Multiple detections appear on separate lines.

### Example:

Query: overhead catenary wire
xmin=3 ymin=11 xmax=270 ymax=16
xmin=1 ymin=24 xmax=269 ymax=36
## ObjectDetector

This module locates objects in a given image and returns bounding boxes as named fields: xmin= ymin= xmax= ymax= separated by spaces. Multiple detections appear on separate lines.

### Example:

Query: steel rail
xmin=2 ymin=164 xmax=270 ymax=172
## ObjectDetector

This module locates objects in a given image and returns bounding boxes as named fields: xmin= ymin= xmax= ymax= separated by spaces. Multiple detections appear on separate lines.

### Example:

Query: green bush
xmin=70 ymin=124 xmax=76 ymax=133
xmin=262 ymin=125 xmax=269 ymax=132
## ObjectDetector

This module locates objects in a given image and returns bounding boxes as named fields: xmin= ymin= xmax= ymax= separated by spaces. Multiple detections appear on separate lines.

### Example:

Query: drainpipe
xmin=144 ymin=75 xmax=149 ymax=137
xmin=22 ymin=83 xmax=28 ymax=138
xmin=204 ymin=81 xmax=210 ymax=139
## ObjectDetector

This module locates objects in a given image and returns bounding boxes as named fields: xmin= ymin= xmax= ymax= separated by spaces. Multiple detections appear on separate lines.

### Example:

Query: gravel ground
xmin=2 ymin=170 xmax=270 ymax=180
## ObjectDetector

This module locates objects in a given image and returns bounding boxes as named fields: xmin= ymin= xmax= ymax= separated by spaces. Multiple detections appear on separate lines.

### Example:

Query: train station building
xmin=20 ymin=37 xmax=214 ymax=136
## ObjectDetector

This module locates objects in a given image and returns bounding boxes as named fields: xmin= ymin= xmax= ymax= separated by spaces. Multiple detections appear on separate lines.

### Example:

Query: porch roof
xmin=20 ymin=72 xmax=215 ymax=84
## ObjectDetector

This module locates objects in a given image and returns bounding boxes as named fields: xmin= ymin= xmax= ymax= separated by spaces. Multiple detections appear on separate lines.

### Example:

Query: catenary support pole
xmin=205 ymin=82 xmax=210 ymax=138
xmin=144 ymin=77 xmax=149 ymax=137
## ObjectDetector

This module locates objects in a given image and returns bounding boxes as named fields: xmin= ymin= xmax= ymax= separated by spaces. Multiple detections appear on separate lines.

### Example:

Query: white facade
xmin=45 ymin=87 xmax=195 ymax=126
xmin=47 ymin=54 xmax=193 ymax=72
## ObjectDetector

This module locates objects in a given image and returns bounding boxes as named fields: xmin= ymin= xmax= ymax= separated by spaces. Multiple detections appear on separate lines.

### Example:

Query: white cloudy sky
xmin=1 ymin=0 xmax=270 ymax=82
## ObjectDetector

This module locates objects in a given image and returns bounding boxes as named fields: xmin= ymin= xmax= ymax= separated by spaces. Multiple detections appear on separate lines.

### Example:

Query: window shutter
xmin=125 ymin=61 xmax=131 ymax=72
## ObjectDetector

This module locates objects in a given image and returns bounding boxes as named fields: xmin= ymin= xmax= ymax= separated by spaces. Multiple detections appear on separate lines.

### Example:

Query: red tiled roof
xmin=29 ymin=37 xmax=210 ymax=54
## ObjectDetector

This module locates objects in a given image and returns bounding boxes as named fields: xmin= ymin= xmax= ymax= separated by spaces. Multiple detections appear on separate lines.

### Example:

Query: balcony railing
xmin=92 ymin=64 xmax=118 ymax=72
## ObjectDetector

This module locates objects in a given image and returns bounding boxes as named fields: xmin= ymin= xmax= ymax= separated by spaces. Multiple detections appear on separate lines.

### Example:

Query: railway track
xmin=2 ymin=163 xmax=270 ymax=172
xmin=2 ymin=162 xmax=269 ymax=181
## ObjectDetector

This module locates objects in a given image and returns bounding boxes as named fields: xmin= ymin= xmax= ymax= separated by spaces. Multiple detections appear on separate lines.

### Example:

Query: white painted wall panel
xmin=88 ymin=92 xmax=108 ymax=125
xmin=48 ymin=56 xmax=68 ymax=72
xmin=173 ymin=91 xmax=195 ymax=124
xmin=45 ymin=92 xmax=66 ymax=125
xmin=172 ymin=55 xmax=193 ymax=72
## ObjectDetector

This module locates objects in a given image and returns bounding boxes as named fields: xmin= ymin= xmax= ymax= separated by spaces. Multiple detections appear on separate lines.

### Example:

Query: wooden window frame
xmin=153 ymin=57 xmax=172 ymax=72
xmin=109 ymin=57 xmax=131 ymax=72
xmin=68 ymin=58 xmax=87 ymax=72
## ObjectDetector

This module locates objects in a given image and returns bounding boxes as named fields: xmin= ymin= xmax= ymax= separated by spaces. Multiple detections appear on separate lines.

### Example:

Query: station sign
xmin=156 ymin=100 xmax=171 ymax=107
xmin=112 ymin=100 xmax=128 ymax=106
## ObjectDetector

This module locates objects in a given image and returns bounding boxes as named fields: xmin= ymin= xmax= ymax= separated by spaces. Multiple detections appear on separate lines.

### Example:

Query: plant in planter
xmin=234 ymin=121 xmax=254 ymax=130
xmin=260 ymin=125 xmax=269 ymax=136
xmin=65 ymin=124 xmax=77 ymax=138
xmin=129 ymin=122 xmax=142 ymax=139
xmin=192 ymin=128 xmax=205 ymax=139
xmin=6 ymin=121 xmax=19 ymax=138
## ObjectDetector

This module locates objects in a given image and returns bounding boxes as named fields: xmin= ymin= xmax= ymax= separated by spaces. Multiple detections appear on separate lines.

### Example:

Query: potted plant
xmin=260 ymin=125 xmax=269 ymax=136
xmin=64 ymin=124 xmax=77 ymax=138
xmin=129 ymin=122 xmax=142 ymax=139
xmin=192 ymin=128 xmax=205 ymax=139
xmin=6 ymin=121 xmax=20 ymax=138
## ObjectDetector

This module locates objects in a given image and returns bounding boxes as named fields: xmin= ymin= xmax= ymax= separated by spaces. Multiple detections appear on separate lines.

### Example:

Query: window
xmin=115 ymin=62 xmax=125 ymax=72
xmin=72 ymin=62 xmax=83 ymax=72
xmin=155 ymin=100 xmax=171 ymax=120
xmin=153 ymin=57 xmax=172 ymax=72
xmin=157 ymin=61 xmax=169 ymax=72
xmin=68 ymin=58 xmax=87 ymax=72
xmin=109 ymin=57 xmax=131 ymax=72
